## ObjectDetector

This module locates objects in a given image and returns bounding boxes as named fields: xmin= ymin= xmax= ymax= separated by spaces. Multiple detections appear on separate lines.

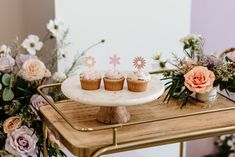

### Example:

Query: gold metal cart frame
xmin=38 ymin=83 xmax=235 ymax=157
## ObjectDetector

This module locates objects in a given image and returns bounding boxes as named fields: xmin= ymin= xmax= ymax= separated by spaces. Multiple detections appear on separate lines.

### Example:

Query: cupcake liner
xmin=127 ymin=79 xmax=148 ymax=92
xmin=80 ymin=79 xmax=101 ymax=90
xmin=103 ymin=77 xmax=125 ymax=91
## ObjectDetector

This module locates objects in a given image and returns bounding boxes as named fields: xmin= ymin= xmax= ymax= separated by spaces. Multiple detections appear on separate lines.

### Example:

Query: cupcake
xmin=103 ymin=70 xmax=125 ymax=91
xmin=127 ymin=71 xmax=151 ymax=92
xmin=80 ymin=70 xmax=102 ymax=90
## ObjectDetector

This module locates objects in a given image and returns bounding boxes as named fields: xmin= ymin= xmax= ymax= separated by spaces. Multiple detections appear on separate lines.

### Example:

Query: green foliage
xmin=1 ymin=73 xmax=11 ymax=86
xmin=1 ymin=74 xmax=15 ymax=102
xmin=215 ymin=77 xmax=235 ymax=93
xmin=47 ymin=142 xmax=67 ymax=157
xmin=162 ymin=72 xmax=192 ymax=108
xmin=2 ymin=87 xmax=14 ymax=101
xmin=4 ymin=100 xmax=21 ymax=116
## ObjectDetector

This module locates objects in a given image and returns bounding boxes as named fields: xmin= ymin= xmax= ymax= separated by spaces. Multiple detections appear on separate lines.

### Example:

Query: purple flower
xmin=15 ymin=54 xmax=37 ymax=68
xmin=0 ymin=56 xmax=15 ymax=72
xmin=203 ymin=55 xmax=220 ymax=69
xmin=30 ymin=94 xmax=54 ymax=117
xmin=5 ymin=126 xmax=38 ymax=157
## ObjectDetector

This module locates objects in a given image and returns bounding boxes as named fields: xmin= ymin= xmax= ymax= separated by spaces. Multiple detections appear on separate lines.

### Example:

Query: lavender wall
xmin=191 ymin=0 xmax=235 ymax=54
xmin=186 ymin=0 xmax=235 ymax=156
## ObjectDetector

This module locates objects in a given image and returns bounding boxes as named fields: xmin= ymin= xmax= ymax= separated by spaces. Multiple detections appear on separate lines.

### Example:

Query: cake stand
xmin=61 ymin=76 xmax=165 ymax=124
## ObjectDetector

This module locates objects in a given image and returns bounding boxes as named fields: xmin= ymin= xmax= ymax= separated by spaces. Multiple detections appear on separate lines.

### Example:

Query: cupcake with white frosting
xmin=80 ymin=70 xmax=101 ymax=90
xmin=103 ymin=69 xmax=125 ymax=91
xmin=127 ymin=70 xmax=151 ymax=92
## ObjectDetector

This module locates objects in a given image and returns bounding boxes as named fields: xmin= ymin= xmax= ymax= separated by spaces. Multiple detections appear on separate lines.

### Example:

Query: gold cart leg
xmin=179 ymin=142 xmax=184 ymax=157
xmin=43 ymin=123 xmax=48 ymax=157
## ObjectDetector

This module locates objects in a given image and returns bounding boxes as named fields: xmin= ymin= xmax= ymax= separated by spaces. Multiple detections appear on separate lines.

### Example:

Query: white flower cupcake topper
xmin=133 ymin=56 xmax=146 ymax=70
xmin=109 ymin=54 xmax=120 ymax=69
xmin=84 ymin=56 xmax=96 ymax=69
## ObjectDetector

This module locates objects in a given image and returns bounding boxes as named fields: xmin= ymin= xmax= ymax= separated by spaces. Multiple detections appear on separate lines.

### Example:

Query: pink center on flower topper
xmin=133 ymin=56 xmax=146 ymax=70
xmin=84 ymin=56 xmax=96 ymax=68
xmin=109 ymin=54 xmax=120 ymax=68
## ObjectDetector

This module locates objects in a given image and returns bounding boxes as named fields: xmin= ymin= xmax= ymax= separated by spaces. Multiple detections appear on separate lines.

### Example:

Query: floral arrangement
xmin=153 ymin=34 xmax=235 ymax=107
xmin=0 ymin=18 xmax=105 ymax=156
xmin=205 ymin=135 xmax=235 ymax=157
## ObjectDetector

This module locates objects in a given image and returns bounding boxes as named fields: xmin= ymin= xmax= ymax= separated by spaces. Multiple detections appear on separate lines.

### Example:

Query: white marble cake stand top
xmin=61 ymin=75 xmax=165 ymax=107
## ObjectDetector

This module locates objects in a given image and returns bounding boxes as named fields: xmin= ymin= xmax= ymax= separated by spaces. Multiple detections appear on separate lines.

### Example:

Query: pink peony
xmin=184 ymin=66 xmax=215 ymax=93
xmin=0 ymin=56 xmax=15 ymax=72
xmin=5 ymin=126 xmax=38 ymax=157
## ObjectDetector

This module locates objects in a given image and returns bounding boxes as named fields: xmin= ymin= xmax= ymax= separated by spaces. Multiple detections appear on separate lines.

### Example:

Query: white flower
xmin=58 ymin=48 xmax=67 ymax=59
xmin=22 ymin=35 xmax=43 ymax=55
xmin=0 ymin=45 xmax=11 ymax=57
xmin=47 ymin=19 xmax=64 ymax=37
xmin=227 ymin=138 xmax=235 ymax=150
xmin=52 ymin=72 xmax=67 ymax=82
xmin=180 ymin=34 xmax=203 ymax=43
xmin=220 ymin=135 xmax=231 ymax=141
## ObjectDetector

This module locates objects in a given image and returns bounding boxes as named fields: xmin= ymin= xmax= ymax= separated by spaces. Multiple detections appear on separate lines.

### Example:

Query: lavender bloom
xmin=15 ymin=54 xmax=37 ymax=68
xmin=203 ymin=55 xmax=221 ymax=69
xmin=0 ymin=55 xmax=15 ymax=72
xmin=5 ymin=126 xmax=38 ymax=157
xmin=30 ymin=94 xmax=54 ymax=117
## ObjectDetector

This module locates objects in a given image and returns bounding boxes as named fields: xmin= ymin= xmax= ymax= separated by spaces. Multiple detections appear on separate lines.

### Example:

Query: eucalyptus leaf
xmin=3 ymin=87 xmax=14 ymax=101
xmin=0 ymin=83 xmax=2 ymax=90
xmin=2 ymin=73 xmax=11 ymax=86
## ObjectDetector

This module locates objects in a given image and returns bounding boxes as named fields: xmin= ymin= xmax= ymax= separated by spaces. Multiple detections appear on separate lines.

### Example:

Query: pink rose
xmin=0 ymin=56 xmax=15 ymax=72
xmin=5 ymin=126 xmax=38 ymax=157
xmin=19 ymin=59 xmax=50 ymax=81
xmin=184 ymin=66 xmax=215 ymax=93
xmin=3 ymin=116 xmax=22 ymax=134
xmin=227 ymin=51 xmax=235 ymax=62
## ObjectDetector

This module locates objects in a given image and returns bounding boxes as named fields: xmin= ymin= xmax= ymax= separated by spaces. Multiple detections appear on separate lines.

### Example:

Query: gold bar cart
xmin=38 ymin=83 xmax=235 ymax=157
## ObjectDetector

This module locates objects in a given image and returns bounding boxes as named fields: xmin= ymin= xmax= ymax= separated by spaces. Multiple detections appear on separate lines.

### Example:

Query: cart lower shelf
xmin=39 ymin=92 xmax=235 ymax=157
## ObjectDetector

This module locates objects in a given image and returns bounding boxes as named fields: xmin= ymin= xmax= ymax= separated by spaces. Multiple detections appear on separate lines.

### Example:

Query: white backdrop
xmin=55 ymin=0 xmax=191 ymax=156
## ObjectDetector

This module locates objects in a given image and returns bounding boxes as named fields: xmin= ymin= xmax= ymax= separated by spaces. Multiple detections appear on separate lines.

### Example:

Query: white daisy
xmin=47 ymin=19 xmax=64 ymax=37
xmin=22 ymin=35 xmax=43 ymax=55
xmin=0 ymin=45 xmax=11 ymax=57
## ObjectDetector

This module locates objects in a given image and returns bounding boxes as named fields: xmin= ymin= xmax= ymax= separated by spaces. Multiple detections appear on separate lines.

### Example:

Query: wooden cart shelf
xmin=39 ymin=84 xmax=235 ymax=157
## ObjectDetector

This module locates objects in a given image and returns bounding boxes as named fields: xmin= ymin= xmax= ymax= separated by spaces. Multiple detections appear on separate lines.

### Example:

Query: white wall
xmin=55 ymin=0 xmax=191 ymax=73
xmin=55 ymin=0 xmax=191 ymax=156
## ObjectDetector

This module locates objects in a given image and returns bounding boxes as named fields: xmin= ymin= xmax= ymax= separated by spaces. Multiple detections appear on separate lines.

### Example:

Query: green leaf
xmin=2 ymin=73 xmax=11 ymax=86
xmin=3 ymin=87 xmax=14 ymax=101
xmin=0 ymin=83 xmax=2 ymax=90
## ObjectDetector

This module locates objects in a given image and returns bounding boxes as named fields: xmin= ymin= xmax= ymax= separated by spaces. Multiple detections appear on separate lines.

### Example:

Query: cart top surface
xmin=40 ymin=93 xmax=235 ymax=151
